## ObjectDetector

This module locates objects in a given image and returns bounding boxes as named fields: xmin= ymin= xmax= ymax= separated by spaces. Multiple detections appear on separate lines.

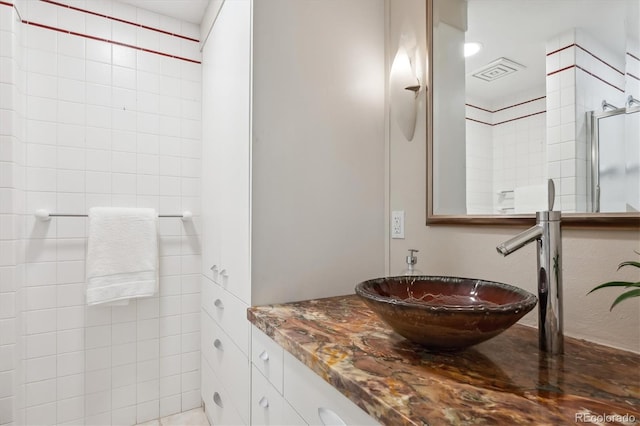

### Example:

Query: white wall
xmin=432 ymin=3 xmax=467 ymax=214
xmin=388 ymin=0 xmax=640 ymax=353
xmin=1 ymin=1 xmax=203 ymax=424
xmin=251 ymin=0 xmax=387 ymax=305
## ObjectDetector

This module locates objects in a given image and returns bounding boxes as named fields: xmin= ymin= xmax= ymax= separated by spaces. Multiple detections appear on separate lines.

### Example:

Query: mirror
xmin=427 ymin=0 xmax=640 ymax=227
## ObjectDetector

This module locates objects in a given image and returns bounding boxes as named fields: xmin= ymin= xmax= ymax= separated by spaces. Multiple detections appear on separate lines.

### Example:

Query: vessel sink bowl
xmin=355 ymin=276 xmax=537 ymax=350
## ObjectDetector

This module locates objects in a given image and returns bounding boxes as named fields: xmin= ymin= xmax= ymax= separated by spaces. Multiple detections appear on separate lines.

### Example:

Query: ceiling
xmin=117 ymin=0 xmax=632 ymax=106
xmin=464 ymin=0 xmax=630 ymax=105
xmin=117 ymin=0 xmax=210 ymax=24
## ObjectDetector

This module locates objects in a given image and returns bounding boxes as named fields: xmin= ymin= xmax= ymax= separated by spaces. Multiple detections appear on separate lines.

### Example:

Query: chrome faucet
xmin=496 ymin=180 xmax=563 ymax=355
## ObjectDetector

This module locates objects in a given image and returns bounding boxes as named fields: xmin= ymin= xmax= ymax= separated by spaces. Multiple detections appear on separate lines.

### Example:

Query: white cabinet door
xmin=218 ymin=128 xmax=251 ymax=303
xmin=283 ymin=352 xmax=379 ymax=426
xmin=251 ymin=365 xmax=284 ymax=426
xmin=201 ymin=0 xmax=252 ymax=304
xmin=200 ymin=144 xmax=222 ymax=282
xmin=201 ymin=276 xmax=250 ymax=355
xmin=251 ymin=326 xmax=284 ymax=394
xmin=202 ymin=309 xmax=250 ymax=425
xmin=201 ymin=1 xmax=228 ymax=283
xmin=252 ymin=365 xmax=307 ymax=426
xmin=202 ymin=357 xmax=246 ymax=426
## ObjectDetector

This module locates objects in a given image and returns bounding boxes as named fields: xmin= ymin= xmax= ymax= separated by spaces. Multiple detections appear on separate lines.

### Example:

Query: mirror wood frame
xmin=425 ymin=0 xmax=640 ymax=229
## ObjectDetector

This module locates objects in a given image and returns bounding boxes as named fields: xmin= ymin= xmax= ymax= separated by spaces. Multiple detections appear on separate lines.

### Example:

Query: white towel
xmin=86 ymin=207 xmax=158 ymax=306
xmin=514 ymin=184 xmax=548 ymax=214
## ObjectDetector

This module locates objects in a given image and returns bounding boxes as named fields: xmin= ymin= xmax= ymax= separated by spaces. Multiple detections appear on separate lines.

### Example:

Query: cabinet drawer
xmin=201 ymin=276 xmax=250 ymax=355
xmin=251 ymin=325 xmax=284 ymax=393
xmin=201 ymin=310 xmax=250 ymax=424
xmin=252 ymin=365 xmax=306 ymax=426
xmin=251 ymin=365 xmax=284 ymax=426
xmin=201 ymin=356 xmax=246 ymax=426
xmin=283 ymin=352 xmax=379 ymax=426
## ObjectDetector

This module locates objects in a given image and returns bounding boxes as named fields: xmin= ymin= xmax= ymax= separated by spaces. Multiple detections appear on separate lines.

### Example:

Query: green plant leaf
xmin=610 ymin=289 xmax=640 ymax=310
xmin=617 ymin=260 xmax=640 ymax=270
xmin=589 ymin=253 xmax=640 ymax=310
xmin=588 ymin=281 xmax=640 ymax=294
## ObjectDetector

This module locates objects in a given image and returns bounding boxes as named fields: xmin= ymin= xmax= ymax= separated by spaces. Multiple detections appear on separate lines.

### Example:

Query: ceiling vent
xmin=471 ymin=57 xmax=525 ymax=82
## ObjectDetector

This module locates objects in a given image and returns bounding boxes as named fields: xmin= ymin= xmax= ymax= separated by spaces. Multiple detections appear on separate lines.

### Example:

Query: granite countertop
xmin=248 ymin=295 xmax=640 ymax=426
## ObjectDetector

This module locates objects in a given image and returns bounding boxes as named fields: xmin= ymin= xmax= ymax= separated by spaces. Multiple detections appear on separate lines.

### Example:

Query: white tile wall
xmin=0 ymin=2 xmax=23 ymax=424
xmin=2 ymin=0 xmax=203 ymax=424
xmin=546 ymin=28 xmax=627 ymax=212
xmin=465 ymin=90 xmax=547 ymax=214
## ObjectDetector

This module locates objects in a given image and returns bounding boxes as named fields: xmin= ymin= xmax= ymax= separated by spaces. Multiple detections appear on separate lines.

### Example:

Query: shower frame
xmin=586 ymin=105 xmax=627 ymax=212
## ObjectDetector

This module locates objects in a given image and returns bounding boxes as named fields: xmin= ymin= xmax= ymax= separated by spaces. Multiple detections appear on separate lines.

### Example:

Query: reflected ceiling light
xmin=464 ymin=42 xmax=483 ymax=58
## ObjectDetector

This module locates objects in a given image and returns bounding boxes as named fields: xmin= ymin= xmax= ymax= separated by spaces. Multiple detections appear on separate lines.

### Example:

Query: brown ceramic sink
xmin=355 ymin=276 xmax=537 ymax=350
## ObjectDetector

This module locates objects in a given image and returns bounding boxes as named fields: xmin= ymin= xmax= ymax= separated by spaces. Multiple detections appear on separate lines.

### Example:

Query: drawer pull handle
xmin=219 ymin=268 xmax=228 ymax=277
xmin=214 ymin=338 xmax=223 ymax=350
xmin=210 ymin=264 xmax=218 ymax=272
xmin=259 ymin=350 xmax=269 ymax=361
xmin=213 ymin=392 xmax=223 ymax=408
xmin=258 ymin=396 xmax=269 ymax=408
xmin=318 ymin=407 xmax=346 ymax=426
xmin=214 ymin=299 xmax=224 ymax=309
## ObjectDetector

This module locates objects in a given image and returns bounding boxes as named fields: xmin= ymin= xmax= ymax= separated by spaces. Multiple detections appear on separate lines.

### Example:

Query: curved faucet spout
xmin=496 ymin=224 xmax=543 ymax=256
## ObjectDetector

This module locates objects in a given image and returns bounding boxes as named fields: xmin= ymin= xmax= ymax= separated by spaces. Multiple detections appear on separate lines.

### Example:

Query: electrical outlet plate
xmin=391 ymin=210 xmax=405 ymax=239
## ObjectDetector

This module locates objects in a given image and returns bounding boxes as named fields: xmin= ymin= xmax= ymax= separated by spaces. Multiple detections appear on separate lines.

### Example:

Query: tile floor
xmin=136 ymin=408 xmax=210 ymax=426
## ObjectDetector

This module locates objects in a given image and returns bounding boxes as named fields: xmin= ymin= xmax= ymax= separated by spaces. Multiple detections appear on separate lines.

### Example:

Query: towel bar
xmin=34 ymin=209 xmax=193 ymax=221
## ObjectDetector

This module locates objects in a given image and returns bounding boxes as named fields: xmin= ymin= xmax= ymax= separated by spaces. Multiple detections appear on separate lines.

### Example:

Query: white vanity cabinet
xmin=200 ymin=0 xmax=385 ymax=424
xmin=200 ymin=0 xmax=252 ymax=423
xmin=250 ymin=326 xmax=379 ymax=426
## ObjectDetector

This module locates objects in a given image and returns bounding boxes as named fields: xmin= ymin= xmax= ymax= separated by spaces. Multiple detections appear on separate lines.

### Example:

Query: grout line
xmin=22 ymin=20 xmax=201 ymax=64
xmin=41 ymin=0 xmax=200 ymax=43
xmin=466 ymin=96 xmax=546 ymax=114
xmin=466 ymin=110 xmax=546 ymax=127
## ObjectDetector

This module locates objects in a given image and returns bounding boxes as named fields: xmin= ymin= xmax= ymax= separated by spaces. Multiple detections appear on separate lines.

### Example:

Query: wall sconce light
xmin=390 ymin=44 xmax=422 ymax=141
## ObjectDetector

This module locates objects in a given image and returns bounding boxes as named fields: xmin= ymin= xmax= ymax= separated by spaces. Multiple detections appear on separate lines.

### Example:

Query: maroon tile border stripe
xmin=576 ymin=44 xmax=624 ymax=75
xmin=42 ymin=0 xmax=200 ymax=43
xmin=23 ymin=20 xmax=201 ymax=64
xmin=629 ymin=72 xmax=640 ymax=82
xmin=547 ymin=64 xmax=624 ymax=93
xmin=2 ymin=0 xmax=200 ymax=63
xmin=547 ymin=64 xmax=575 ymax=76
xmin=547 ymin=43 xmax=624 ymax=75
xmin=466 ymin=96 xmax=546 ymax=114
xmin=575 ymin=64 xmax=624 ymax=92
xmin=466 ymin=110 xmax=546 ymax=126
xmin=628 ymin=52 xmax=640 ymax=62
xmin=465 ymin=117 xmax=492 ymax=126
